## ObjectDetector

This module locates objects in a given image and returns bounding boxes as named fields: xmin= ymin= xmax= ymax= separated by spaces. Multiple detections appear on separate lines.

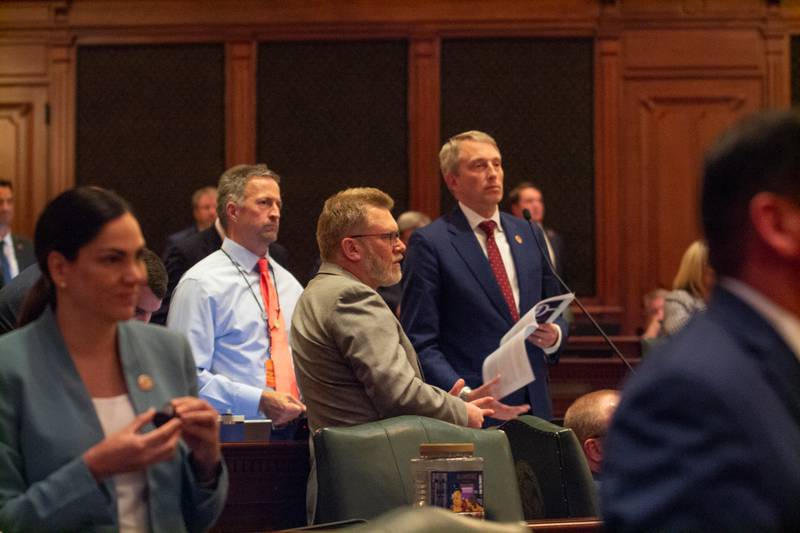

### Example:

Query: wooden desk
xmin=213 ymin=440 xmax=310 ymax=532
xmin=549 ymin=357 xmax=640 ymax=418
xmin=527 ymin=517 xmax=603 ymax=532
xmin=562 ymin=335 xmax=642 ymax=358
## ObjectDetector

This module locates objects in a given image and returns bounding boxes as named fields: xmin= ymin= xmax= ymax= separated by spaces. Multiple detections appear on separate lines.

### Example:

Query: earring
xmin=59 ymin=281 xmax=67 ymax=289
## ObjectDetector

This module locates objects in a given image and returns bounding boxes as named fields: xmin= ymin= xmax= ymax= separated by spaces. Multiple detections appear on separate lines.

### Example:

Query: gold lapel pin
xmin=137 ymin=374 xmax=154 ymax=392
xmin=515 ymin=235 xmax=523 ymax=244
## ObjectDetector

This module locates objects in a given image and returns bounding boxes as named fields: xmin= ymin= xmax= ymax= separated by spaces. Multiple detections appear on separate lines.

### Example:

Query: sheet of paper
xmin=482 ymin=330 xmax=535 ymax=399
xmin=500 ymin=293 xmax=575 ymax=345
xmin=484 ymin=293 xmax=574 ymax=399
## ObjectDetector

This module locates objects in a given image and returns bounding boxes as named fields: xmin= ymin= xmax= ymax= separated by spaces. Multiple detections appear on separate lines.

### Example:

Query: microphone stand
xmin=522 ymin=208 xmax=635 ymax=374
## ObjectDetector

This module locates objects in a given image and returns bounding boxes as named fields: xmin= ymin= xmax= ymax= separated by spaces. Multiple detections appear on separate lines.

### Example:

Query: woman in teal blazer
xmin=0 ymin=187 xmax=227 ymax=531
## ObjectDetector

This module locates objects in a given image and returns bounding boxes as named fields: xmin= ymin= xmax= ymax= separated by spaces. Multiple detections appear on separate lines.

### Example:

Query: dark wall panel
xmin=76 ymin=44 xmax=225 ymax=257
xmin=441 ymin=38 xmax=595 ymax=296
xmin=257 ymin=40 xmax=408 ymax=283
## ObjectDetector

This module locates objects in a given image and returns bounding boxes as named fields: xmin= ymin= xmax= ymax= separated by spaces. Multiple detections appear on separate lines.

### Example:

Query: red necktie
xmin=478 ymin=220 xmax=520 ymax=322
xmin=257 ymin=257 xmax=299 ymax=399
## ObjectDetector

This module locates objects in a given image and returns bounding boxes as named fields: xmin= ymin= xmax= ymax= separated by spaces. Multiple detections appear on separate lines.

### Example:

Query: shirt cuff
xmin=234 ymin=382 xmax=266 ymax=419
xmin=543 ymin=324 xmax=562 ymax=355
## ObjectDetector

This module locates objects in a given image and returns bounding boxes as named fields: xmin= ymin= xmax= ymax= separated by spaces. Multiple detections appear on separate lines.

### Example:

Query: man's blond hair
xmin=439 ymin=130 xmax=499 ymax=177
xmin=317 ymin=187 xmax=394 ymax=262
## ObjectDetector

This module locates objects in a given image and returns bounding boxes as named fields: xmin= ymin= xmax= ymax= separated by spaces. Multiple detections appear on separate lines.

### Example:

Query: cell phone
xmin=153 ymin=402 xmax=176 ymax=427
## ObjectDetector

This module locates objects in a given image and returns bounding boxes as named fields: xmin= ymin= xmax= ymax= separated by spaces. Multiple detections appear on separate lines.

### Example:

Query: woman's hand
xmin=82 ymin=408 xmax=182 ymax=482
xmin=171 ymin=396 xmax=221 ymax=482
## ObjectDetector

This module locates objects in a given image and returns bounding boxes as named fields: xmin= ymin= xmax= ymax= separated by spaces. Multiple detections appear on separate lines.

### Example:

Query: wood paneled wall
xmin=1 ymin=0 xmax=798 ymax=333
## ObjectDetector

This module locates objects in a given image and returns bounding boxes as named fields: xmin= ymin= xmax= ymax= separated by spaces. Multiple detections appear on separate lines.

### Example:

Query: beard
xmin=366 ymin=254 xmax=402 ymax=288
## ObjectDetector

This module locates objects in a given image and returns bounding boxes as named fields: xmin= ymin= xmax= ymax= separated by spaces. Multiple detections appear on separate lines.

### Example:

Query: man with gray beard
xmin=290 ymin=187 xmax=504 ymax=432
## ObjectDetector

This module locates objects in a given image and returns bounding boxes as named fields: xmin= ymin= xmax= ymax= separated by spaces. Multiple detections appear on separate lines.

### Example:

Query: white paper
xmin=482 ymin=293 xmax=575 ymax=399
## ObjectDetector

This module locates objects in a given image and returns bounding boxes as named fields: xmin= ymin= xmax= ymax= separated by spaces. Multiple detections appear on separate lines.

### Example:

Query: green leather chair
xmin=499 ymin=415 xmax=599 ymax=519
xmin=312 ymin=415 xmax=524 ymax=524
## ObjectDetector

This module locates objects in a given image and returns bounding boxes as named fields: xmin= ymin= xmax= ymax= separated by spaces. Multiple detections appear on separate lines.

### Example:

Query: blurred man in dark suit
xmin=507 ymin=182 xmax=565 ymax=279
xmin=0 ymin=180 xmax=34 ymax=288
xmin=162 ymin=186 xmax=217 ymax=258
xmin=603 ymin=110 xmax=800 ymax=531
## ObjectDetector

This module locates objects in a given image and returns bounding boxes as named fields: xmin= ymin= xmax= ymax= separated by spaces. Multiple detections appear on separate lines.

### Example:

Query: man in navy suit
xmin=602 ymin=110 xmax=800 ymax=530
xmin=0 ymin=180 xmax=34 ymax=288
xmin=161 ymin=185 xmax=217 ymax=259
xmin=400 ymin=130 xmax=568 ymax=422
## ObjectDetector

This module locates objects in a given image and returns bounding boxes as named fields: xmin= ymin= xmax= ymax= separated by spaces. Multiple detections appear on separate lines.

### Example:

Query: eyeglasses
xmin=348 ymin=231 xmax=401 ymax=246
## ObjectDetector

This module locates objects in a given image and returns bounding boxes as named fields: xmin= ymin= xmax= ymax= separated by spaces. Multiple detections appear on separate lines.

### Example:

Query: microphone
xmin=522 ymin=208 xmax=635 ymax=374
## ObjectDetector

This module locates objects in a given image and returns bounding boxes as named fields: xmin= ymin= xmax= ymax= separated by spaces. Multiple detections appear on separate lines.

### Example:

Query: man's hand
xmin=465 ymin=397 xmax=495 ymax=428
xmin=527 ymin=323 xmax=558 ymax=349
xmin=450 ymin=375 xmax=529 ymax=421
xmin=259 ymin=391 xmax=306 ymax=426
xmin=483 ymin=398 xmax=530 ymax=420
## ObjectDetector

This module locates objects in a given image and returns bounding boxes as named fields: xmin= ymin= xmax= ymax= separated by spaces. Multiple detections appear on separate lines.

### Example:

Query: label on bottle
xmin=429 ymin=470 xmax=484 ymax=518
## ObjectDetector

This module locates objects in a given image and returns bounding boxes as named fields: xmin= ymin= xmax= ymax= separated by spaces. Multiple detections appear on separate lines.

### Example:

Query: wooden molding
xmin=594 ymin=36 xmax=622 ymax=310
xmin=48 ymin=41 xmax=75 ymax=199
xmin=225 ymin=40 xmax=257 ymax=167
xmin=408 ymin=35 xmax=441 ymax=219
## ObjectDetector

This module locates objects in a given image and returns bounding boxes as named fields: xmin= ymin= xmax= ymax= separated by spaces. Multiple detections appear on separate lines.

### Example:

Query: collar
xmin=458 ymin=202 xmax=503 ymax=233
xmin=1 ymin=232 xmax=12 ymax=246
xmin=721 ymin=277 xmax=800 ymax=362
xmin=214 ymin=218 xmax=226 ymax=240
xmin=221 ymin=238 xmax=262 ymax=273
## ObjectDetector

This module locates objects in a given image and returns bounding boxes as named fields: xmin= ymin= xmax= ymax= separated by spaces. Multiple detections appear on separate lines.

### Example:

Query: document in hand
xmin=482 ymin=293 xmax=575 ymax=399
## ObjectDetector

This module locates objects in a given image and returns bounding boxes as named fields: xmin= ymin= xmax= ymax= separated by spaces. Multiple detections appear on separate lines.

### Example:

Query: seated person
xmin=0 ymin=187 xmax=226 ymax=531
xmin=639 ymin=288 xmax=667 ymax=339
xmin=290 ymin=187 xmax=531 ymax=431
xmin=663 ymin=240 xmax=713 ymax=335
xmin=563 ymin=389 xmax=620 ymax=487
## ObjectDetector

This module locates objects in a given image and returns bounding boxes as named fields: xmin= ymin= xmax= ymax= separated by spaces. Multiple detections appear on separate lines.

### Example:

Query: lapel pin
xmin=137 ymin=374 xmax=154 ymax=392
xmin=514 ymin=235 xmax=523 ymax=244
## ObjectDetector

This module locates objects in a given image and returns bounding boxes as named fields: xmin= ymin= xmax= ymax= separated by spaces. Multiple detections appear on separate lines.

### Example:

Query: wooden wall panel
xmin=0 ymin=86 xmax=48 ymax=238
xmin=620 ymin=77 xmax=761 ymax=332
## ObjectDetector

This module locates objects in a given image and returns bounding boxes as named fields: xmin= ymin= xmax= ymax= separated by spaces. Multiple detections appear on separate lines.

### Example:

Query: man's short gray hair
xmin=397 ymin=211 xmax=431 ymax=233
xmin=438 ymin=130 xmax=499 ymax=177
xmin=216 ymin=164 xmax=280 ymax=230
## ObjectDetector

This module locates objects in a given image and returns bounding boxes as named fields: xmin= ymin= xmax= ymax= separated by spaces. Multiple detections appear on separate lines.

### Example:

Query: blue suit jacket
xmin=400 ymin=207 xmax=568 ymax=421
xmin=0 ymin=308 xmax=228 ymax=532
xmin=602 ymin=287 xmax=800 ymax=531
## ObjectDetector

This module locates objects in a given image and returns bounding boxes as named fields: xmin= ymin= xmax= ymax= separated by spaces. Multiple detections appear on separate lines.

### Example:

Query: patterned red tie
xmin=478 ymin=220 xmax=520 ymax=322
xmin=257 ymin=257 xmax=300 ymax=400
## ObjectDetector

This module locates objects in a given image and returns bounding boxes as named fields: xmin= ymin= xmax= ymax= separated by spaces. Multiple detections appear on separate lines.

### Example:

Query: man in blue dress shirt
xmin=168 ymin=164 xmax=306 ymax=425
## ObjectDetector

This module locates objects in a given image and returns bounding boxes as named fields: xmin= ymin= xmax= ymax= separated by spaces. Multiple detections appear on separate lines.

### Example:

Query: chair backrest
xmin=312 ymin=415 xmax=524 ymax=524
xmin=500 ymin=415 xmax=599 ymax=519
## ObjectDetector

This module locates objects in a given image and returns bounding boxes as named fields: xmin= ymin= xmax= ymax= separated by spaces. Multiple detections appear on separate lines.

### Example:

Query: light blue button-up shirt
xmin=167 ymin=238 xmax=303 ymax=418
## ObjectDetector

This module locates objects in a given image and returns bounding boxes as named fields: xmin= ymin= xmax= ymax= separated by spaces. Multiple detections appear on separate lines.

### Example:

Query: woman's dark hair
xmin=17 ymin=187 xmax=131 ymax=327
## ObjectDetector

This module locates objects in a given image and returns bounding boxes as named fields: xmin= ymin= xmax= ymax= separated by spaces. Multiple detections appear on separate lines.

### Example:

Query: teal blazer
xmin=0 ymin=308 xmax=228 ymax=532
